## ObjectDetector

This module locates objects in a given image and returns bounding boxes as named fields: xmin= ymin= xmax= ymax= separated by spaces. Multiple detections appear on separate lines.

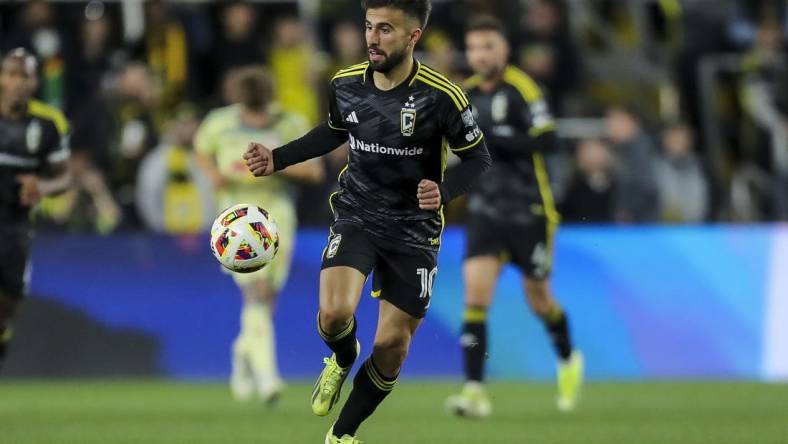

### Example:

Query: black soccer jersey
xmin=465 ymin=65 xmax=559 ymax=226
xmin=326 ymin=61 xmax=485 ymax=250
xmin=0 ymin=100 xmax=70 ymax=227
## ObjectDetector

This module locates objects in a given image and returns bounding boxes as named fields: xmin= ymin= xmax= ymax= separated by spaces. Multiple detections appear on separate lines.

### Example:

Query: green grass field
xmin=1 ymin=380 xmax=786 ymax=444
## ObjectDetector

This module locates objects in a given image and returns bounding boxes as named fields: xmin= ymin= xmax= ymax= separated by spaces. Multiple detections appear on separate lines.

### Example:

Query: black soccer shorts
xmin=0 ymin=227 xmax=32 ymax=300
xmin=465 ymin=214 xmax=555 ymax=280
xmin=321 ymin=221 xmax=438 ymax=318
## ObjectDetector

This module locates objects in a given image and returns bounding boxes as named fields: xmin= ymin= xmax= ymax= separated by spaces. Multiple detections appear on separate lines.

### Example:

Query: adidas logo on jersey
xmin=345 ymin=111 xmax=359 ymax=123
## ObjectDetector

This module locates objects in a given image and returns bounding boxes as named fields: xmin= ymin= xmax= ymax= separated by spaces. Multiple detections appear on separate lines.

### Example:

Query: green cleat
xmin=325 ymin=426 xmax=362 ymax=444
xmin=445 ymin=382 xmax=492 ymax=419
xmin=311 ymin=340 xmax=360 ymax=416
xmin=557 ymin=350 xmax=584 ymax=412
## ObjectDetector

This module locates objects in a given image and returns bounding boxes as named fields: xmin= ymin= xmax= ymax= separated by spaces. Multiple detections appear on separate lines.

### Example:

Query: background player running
xmin=445 ymin=16 xmax=584 ymax=418
xmin=0 ymin=49 xmax=71 ymax=370
xmin=195 ymin=66 xmax=324 ymax=403
xmin=244 ymin=1 xmax=490 ymax=441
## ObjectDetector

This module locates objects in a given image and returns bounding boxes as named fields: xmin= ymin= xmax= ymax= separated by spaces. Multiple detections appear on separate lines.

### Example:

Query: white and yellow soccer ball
xmin=210 ymin=203 xmax=280 ymax=273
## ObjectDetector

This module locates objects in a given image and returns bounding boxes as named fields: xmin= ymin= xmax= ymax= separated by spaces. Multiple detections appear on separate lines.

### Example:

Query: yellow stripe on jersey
xmin=415 ymin=74 xmax=465 ymax=110
xmin=408 ymin=61 xmax=423 ymax=86
xmin=532 ymin=152 xmax=560 ymax=225
xmin=504 ymin=66 xmax=557 ymax=137
xmin=503 ymin=65 xmax=543 ymax=103
xmin=529 ymin=122 xmax=557 ymax=138
xmin=327 ymin=164 xmax=348 ymax=215
xmin=463 ymin=74 xmax=483 ymax=90
xmin=331 ymin=62 xmax=369 ymax=81
xmin=332 ymin=68 xmax=367 ymax=81
xmin=420 ymin=65 xmax=468 ymax=104
xmin=28 ymin=100 xmax=69 ymax=135
xmin=450 ymin=133 xmax=485 ymax=153
xmin=335 ymin=61 xmax=369 ymax=74
xmin=440 ymin=139 xmax=448 ymax=178
xmin=327 ymin=120 xmax=349 ymax=131
xmin=418 ymin=66 xmax=469 ymax=109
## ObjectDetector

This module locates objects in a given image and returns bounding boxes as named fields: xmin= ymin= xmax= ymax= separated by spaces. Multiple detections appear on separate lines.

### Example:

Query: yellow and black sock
xmin=333 ymin=356 xmax=396 ymax=437
xmin=462 ymin=306 xmax=487 ymax=382
xmin=541 ymin=306 xmax=572 ymax=361
xmin=318 ymin=313 xmax=358 ymax=368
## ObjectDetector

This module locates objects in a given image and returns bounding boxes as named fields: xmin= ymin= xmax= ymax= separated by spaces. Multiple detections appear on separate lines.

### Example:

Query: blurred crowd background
xmin=1 ymin=0 xmax=787 ymax=234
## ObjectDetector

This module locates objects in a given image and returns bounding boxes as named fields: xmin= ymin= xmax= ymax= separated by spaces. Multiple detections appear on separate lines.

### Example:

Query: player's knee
xmin=318 ymin=307 xmax=354 ymax=334
xmin=524 ymin=279 xmax=553 ymax=316
xmin=372 ymin=334 xmax=411 ymax=370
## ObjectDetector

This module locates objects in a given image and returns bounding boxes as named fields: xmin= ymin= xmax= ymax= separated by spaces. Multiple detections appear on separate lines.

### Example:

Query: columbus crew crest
xmin=401 ymin=95 xmax=417 ymax=136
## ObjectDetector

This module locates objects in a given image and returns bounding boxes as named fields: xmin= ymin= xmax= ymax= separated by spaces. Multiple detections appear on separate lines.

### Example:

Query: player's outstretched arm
xmin=245 ymin=122 xmax=347 ymax=178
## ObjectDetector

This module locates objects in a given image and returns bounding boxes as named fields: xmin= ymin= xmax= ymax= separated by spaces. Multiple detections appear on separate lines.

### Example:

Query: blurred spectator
xmin=739 ymin=16 xmax=788 ymax=219
xmin=70 ymin=63 xmax=160 ymax=229
xmin=111 ymin=64 xmax=161 ymax=218
xmin=136 ymin=0 xmax=188 ymax=114
xmin=560 ymin=138 xmax=616 ymax=223
xmin=423 ymin=28 xmax=463 ymax=82
xmin=136 ymin=106 xmax=214 ymax=233
xmin=269 ymin=16 xmax=321 ymax=125
xmin=3 ymin=0 xmax=66 ymax=108
xmin=326 ymin=20 xmax=366 ymax=73
xmin=517 ymin=0 xmax=579 ymax=115
xmin=38 ymin=152 xmax=122 ymax=235
xmin=212 ymin=2 xmax=265 ymax=81
xmin=64 ymin=9 xmax=122 ymax=117
xmin=606 ymin=105 xmax=660 ymax=223
xmin=655 ymin=123 xmax=710 ymax=223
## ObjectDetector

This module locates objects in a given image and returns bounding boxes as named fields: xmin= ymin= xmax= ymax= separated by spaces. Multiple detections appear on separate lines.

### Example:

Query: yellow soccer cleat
xmin=311 ymin=340 xmax=360 ymax=416
xmin=325 ymin=426 xmax=362 ymax=444
xmin=445 ymin=382 xmax=492 ymax=419
xmin=557 ymin=350 xmax=584 ymax=412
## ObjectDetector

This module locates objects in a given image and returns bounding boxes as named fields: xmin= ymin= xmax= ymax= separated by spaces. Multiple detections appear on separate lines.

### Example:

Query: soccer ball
xmin=210 ymin=203 xmax=280 ymax=273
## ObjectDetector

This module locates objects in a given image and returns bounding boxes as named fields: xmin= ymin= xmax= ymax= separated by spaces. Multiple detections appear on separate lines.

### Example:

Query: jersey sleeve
xmin=441 ymin=95 xmax=485 ymax=154
xmin=40 ymin=113 xmax=71 ymax=172
xmin=326 ymin=82 xmax=348 ymax=132
xmin=504 ymin=71 xmax=556 ymax=137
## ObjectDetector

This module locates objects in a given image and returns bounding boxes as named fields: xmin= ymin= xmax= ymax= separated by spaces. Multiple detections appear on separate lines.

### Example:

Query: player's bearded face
xmin=368 ymin=42 xmax=409 ymax=73
xmin=365 ymin=9 xmax=415 ymax=73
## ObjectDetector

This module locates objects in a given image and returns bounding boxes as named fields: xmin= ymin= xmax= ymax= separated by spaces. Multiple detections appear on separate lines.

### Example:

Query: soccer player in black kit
xmin=445 ymin=17 xmax=583 ymax=418
xmin=244 ymin=1 xmax=490 ymax=441
xmin=0 ymin=49 xmax=71 ymax=370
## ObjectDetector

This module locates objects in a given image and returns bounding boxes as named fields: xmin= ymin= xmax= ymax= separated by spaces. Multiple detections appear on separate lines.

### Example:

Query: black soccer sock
xmin=317 ymin=313 xmax=359 ymax=368
xmin=461 ymin=306 xmax=488 ymax=382
xmin=332 ymin=357 xmax=397 ymax=438
xmin=541 ymin=306 xmax=572 ymax=361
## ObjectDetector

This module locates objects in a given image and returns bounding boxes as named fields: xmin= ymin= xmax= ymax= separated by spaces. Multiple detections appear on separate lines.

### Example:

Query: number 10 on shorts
xmin=417 ymin=267 xmax=438 ymax=299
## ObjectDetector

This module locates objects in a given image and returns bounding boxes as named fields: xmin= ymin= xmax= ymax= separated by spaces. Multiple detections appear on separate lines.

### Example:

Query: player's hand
xmin=417 ymin=179 xmax=441 ymax=210
xmin=16 ymin=174 xmax=41 ymax=207
xmin=243 ymin=142 xmax=275 ymax=177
